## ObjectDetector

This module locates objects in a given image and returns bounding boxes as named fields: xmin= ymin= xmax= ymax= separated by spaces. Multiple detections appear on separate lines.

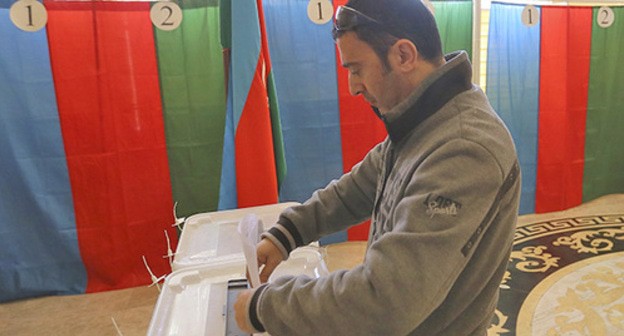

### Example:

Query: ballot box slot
xmin=223 ymin=278 xmax=251 ymax=336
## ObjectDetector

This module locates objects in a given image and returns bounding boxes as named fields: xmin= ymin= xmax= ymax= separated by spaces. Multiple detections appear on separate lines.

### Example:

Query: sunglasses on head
xmin=333 ymin=5 xmax=382 ymax=32
xmin=332 ymin=5 xmax=404 ymax=41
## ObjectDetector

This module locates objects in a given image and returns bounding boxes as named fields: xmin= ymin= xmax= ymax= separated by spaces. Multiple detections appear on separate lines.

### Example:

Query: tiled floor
xmin=1 ymin=194 xmax=622 ymax=336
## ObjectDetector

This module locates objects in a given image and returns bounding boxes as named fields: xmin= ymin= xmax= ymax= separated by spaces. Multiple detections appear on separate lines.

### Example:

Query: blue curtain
xmin=262 ymin=0 xmax=345 ymax=243
xmin=486 ymin=2 xmax=540 ymax=214
xmin=0 ymin=0 xmax=86 ymax=302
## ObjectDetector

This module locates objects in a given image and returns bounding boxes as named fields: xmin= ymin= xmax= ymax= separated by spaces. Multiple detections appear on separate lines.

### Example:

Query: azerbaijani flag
xmin=218 ymin=0 xmax=286 ymax=210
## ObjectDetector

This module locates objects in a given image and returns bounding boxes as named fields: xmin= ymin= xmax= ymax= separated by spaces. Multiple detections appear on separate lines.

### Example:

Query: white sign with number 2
xmin=151 ymin=2 xmax=183 ymax=31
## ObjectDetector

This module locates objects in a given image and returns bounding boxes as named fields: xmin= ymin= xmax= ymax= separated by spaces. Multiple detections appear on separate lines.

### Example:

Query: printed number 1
xmin=26 ymin=4 xmax=33 ymax=26
xmin=317 ymin=2 xmax=323 ymax=20
xmin=527 ymin=9 xmax=533 ymax=24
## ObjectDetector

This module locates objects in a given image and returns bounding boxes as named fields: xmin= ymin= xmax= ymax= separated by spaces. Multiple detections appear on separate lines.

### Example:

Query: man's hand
xmin=257 ymin=238 xmax=283 ymax=283
xmin=234 ymin=289 xmax=255 ymax=333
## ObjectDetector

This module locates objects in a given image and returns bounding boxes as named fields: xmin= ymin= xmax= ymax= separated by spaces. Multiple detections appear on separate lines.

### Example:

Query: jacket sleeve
xmin=251 ymin=138 xmax=509 ymax=335
xmin=261 ymin=141 xmax=385 ymax=258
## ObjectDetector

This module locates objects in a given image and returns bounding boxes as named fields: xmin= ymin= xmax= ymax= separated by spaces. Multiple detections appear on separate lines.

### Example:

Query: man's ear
xmin=390 ymin=39 xmax=419 ymax=72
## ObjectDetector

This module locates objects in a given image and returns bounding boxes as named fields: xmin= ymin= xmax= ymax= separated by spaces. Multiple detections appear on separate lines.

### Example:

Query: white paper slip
xmin=237 ymin=214 xmax=262 ymax=288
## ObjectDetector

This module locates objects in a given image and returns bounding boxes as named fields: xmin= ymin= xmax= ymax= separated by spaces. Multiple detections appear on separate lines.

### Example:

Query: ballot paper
xmin=237 ymin=214 xmax=262 ymax=288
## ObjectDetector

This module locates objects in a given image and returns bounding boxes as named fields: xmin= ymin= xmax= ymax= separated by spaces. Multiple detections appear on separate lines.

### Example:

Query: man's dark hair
xmin=334 ymin=0 xmax=443 ymax=68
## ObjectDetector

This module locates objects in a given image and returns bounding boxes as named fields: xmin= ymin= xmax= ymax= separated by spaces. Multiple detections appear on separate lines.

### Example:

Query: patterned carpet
xmin=490 ymin=206 xmax=624 ymax=335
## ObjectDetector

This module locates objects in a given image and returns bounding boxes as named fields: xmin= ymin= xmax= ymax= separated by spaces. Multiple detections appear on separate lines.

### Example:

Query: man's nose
xmin=348 ymin=78 xmax=363 ymax=96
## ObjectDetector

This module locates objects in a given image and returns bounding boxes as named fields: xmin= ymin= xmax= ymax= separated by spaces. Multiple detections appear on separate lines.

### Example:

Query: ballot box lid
xmin=147 ymin=259 xmax=246 ymax=336
xmin=148 ymin=247 xmax=329 ymax=336
xmin=173 ymin=202 xmax=299 ymax=271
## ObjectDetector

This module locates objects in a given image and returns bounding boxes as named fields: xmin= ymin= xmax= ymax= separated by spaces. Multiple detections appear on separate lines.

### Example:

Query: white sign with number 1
xmin=10 ymin=0 xmax=47 ymax=32
xmin=307 ymin=0 xmax=333 ymax=25
xmin=522 ymin=5 xmax=539 ymax=28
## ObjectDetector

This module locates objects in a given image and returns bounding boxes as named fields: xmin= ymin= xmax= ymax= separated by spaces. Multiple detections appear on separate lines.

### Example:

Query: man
xmin=234 ymin=0 xmax=520 ymax=334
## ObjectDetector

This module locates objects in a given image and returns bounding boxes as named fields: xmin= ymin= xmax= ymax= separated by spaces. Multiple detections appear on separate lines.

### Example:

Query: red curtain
xmin=45 ymin=1 xmax=176 ymax=292
xmin=536 ymin=6 xmax=592 ymax=213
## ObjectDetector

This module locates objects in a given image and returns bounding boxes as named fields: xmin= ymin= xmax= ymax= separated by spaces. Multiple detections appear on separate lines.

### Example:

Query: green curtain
xmin=432 ymin=0 xmax=473 ymax=58
xmin=154 ymin=0 xmax=226 ymax=217
xmin=583 ymin=7 xmax=624 ymax=201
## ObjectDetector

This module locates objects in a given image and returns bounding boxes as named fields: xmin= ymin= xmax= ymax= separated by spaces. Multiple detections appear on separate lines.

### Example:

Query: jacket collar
xmin=373 ymin=51 xmax=473 ymax=143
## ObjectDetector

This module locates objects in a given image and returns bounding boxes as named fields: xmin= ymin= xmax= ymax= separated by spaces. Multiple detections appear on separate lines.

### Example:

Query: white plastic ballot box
xmin=171 ymin=202 xmax=299 ymax=271
xmin=148 ymin=203 xmax=330 ymax=336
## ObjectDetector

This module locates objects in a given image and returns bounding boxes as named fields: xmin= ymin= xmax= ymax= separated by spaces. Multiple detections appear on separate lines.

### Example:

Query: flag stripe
xmin=154 ymin=1 xmax=226 ymax=216
xmin=235 ymin=54 xmax=279 ymax=207
xmin=583 ymin=7 xmax=624 ymax=201
xmin=231 ymin=0 xmax=261 ymax=129
xmin=432 ymin=0 xmax=473 ymax=57
xmin=218 ymin=67 xmax=238 ymax=210
xmin=261 ymin=0 xmax=345 ymax=246
xmin=487 ymin=2 xmax=540 ymax=214
xmin=45 ymin=1 xmax=175 ymax=292
xmin=535 ymin=7 xmax=591 ymax=213
xmin=217 ymin=0 xmax=236 ymax=210
xmin=267 ymin=71 xmax=287 ymax=187
xmin=0 ymin=0 xmax=87 ymax=301
xmin=261 ymin=0 xmax=344 ymax=207
xmin=258 ymin=0 xmax=287 ymax=188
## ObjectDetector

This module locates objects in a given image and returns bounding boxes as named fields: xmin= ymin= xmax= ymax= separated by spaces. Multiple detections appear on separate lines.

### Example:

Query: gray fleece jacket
xmin=248 ymin=51 xmax=521 ymax=335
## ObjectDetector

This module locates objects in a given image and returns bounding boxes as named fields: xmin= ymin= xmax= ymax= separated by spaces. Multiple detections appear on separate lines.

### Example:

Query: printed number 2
xmin=600 ymin=9 xmax=610 ymax=25
xmin=161 ymin=5 xmax=173 ymax=26
xmin=597 ymin=7 xmax=615 ymax=28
